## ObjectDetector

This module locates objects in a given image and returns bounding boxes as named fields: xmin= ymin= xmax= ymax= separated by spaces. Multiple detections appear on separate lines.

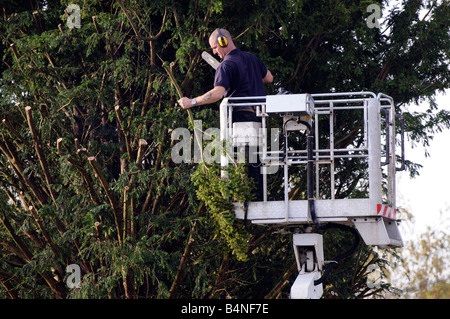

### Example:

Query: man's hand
xmin=178 ymin=97 xmax=193 ymax=109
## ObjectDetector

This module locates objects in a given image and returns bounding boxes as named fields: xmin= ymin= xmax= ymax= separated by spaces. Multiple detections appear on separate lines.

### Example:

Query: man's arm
xmin=178 ymin=86 xmax=226 ymax=109
xmin=263 ymin=70 xmax=273 ymax=84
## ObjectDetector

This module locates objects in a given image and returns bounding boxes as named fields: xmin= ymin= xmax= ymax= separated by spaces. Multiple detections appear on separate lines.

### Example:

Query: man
xmin=178 ymin=28 xmax=273 ymax=200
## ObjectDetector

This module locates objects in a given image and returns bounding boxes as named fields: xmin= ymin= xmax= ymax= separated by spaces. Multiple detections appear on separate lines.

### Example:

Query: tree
xmin=401 ymin=226 xmax=450 ymax=298
xmin=386 ymin=209 xmax=450 ymax=299
xmin=0 ymin=0 xmax=449 ymax=299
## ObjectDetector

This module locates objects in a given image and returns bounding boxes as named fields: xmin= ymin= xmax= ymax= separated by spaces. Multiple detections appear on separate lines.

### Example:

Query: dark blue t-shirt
xmin=214 ymin=48 xmax=267 ymax=109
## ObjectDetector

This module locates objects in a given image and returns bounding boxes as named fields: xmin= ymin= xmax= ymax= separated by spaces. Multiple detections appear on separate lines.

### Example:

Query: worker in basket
xmin=178 ymin=28 xmax=273 ymax=201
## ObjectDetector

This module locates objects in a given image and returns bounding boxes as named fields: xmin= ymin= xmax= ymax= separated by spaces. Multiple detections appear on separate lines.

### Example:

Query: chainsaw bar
xmin=201 ymin=51 xmax=220 ymax=70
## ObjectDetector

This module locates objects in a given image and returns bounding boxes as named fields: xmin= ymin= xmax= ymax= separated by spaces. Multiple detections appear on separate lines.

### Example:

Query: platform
xmin=220 ymin=92 xmax=404 ymax=249
xmin=233 ymin=199 xmax=403 ymax=248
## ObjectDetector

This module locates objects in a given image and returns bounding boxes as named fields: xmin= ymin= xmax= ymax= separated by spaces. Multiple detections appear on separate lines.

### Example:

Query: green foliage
xmin=192 ymin=163 xmax=253 ymax=261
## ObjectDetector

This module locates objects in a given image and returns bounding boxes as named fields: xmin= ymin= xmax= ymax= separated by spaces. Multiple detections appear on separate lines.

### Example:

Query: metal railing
xmin=220 ymin=92 xmax=402 ymax=217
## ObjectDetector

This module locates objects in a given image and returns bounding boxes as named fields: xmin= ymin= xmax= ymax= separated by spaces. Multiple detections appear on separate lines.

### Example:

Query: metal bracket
xmin=290 ymin=233 xmax=324 ymax=299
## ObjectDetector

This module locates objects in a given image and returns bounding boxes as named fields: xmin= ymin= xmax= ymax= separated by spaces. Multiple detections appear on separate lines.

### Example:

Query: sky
xmin=380 ymin=0 xmax=449 ymax=238
xmin=397 ymin=90 xmax=450 ymax=240
xmin=370 ymin=0 xmax=450 ymax=241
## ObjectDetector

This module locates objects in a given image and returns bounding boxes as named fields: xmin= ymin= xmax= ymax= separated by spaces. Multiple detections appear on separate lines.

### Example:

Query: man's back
xmin=177 ymin=29 xmax=272 ymax=201
xmin=214 ymin=48 xmax=267 ymax=99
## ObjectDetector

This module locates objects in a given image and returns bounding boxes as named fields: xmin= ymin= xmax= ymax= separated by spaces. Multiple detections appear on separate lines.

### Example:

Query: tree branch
xmin=0 ymin=136 xmax=48 ymax=206
xmin=87 ymin=156 xmax=123 ymax=244
xmin=28 ymin=205 xmax=60 ymax=258
xmin=265 ymin=262 xmax=297 ymax=299
xmin=25 ymin=106 xmax=58 ymax=204
xmin=57 ymin=139 xmax=101 ymax=206
xmin=0 ymin=212 xmax=33 ymax=261
xmin=114 ymin=105 xmax=133 ymax=161
xmin=168 ymin=222 xmax=196 ymax=298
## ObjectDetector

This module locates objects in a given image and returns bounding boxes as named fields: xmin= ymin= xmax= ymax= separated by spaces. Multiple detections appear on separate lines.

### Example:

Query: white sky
xmin=397 ymin=90 xmax=450 ymax=239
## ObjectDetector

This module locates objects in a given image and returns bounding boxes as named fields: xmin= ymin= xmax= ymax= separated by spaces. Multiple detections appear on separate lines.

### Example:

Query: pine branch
xmin=265 ymin=262 xmax=297 ymax=299
xmin=0 ymin=269 xmax=19 ymax=299
xmin=9 ymin=43 xmax=23 ymax=72
xmin=140 ymin=144 xmax=163 ymax=215
xmin=92 ymin=16 xmax=101 ymax=34
xmin=0 ymin=211 xmax=65 ymax=298
xmin=0 ymin=212 xmax=33 ymax=261
xmin=32 ymin=11 xmax=43 ymax=33
xmin=87 ymin=156 xmax=123 ymax=244
xmin=208 ymin=254 xmax=230 ymax=299
xmin=28 ymin=205 xmax=60 ymax=258
xmin=161 ymin=59 xmax=205 ymax=165
xmin=57 ymin=139 xmax=101 ymax=206
xmin=116 ymin=0 xmax=142 ymax=41
xmin=0 ymin=136 xmax=48 ymax=206
xmin=122 ymin=186 xmax=130 ymax=240
xmin=168 ymin=222 xmax=196 ymax=298
xmin=123 ymin=139 xmax=147 ymax=235
xmin=25 ymin=106 xmax=58 ymax=205
xmin=171 ymin=0 xmax=183 ymax=42
xmin=2 ymin=118 xmax=33 ymax=149
xmin=114 ymin=105 xmax=133 ymax=161
xmin=135 ymin=139 xmax=147 ymax=168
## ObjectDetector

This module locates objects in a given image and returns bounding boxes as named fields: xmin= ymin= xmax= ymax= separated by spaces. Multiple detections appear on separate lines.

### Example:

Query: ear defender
xmin=216 ymin=28 xmax=228 ymax=48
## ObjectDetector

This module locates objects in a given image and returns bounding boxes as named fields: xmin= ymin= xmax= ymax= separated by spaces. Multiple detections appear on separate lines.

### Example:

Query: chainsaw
xmin=201 ymin=51 xmax=220 ymax=70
